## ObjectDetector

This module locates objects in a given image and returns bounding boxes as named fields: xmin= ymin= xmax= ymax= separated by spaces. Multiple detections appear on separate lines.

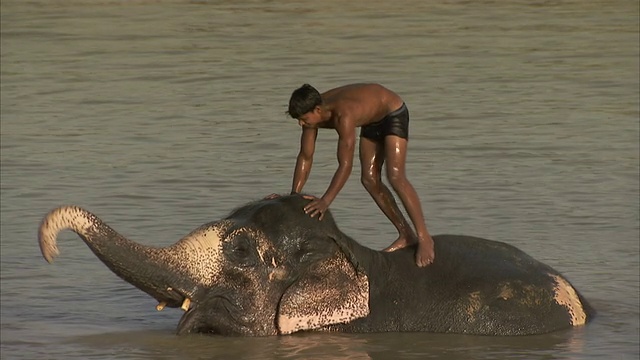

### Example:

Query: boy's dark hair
xmin=287 ymin=84 xmax=322 ymax=119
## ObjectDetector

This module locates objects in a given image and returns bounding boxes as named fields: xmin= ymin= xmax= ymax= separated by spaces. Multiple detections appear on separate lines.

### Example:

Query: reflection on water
xmin=1 ymin=0 xmax=638 ymax=359
xmin=64 ymin=331 xmax=373 ymax=360
xmin=61 ymin=328 xmax=591 ymax=360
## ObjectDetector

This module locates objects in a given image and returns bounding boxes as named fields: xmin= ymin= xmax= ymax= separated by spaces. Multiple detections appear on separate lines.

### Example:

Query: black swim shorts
xmin=360 ymin=103 xmax=409 ymax=141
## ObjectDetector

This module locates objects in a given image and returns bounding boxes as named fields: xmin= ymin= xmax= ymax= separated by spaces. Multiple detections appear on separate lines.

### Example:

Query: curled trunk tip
xmin=38 ymin=205 xmax=96 ymax=263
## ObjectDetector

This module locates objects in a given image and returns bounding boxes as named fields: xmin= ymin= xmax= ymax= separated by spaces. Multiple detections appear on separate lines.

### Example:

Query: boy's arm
xmin=322 ymin=123 xmax=355 ymax=203
xmin=291 ymin=126 xmax=318 ymax=194
xmin=304 ymin=119 xmax=355 ymax=219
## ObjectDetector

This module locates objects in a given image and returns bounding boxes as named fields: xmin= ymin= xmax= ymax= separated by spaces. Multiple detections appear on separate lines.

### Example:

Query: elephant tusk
xmin=156 ymin=302 xmax=167 ymax=311
xmin=181 ymin=298 xmax=191 ymax=311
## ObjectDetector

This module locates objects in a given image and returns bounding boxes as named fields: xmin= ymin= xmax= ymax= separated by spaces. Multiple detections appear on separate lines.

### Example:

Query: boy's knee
xmin=387 ymin=172 xmax=406 ymax=190
xmin=360 ymin=174 xmax=378 ymax=190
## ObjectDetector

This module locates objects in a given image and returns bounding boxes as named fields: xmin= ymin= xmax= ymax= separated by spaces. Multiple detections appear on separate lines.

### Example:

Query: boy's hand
xmin=264 ymin=193 xmax=281 ymax=199
xmin=302 ymin=195 xmax=330 ymax=220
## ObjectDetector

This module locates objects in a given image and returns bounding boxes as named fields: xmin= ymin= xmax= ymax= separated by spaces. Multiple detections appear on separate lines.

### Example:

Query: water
xmin=1 ymin=0 xmax=638 ymax=359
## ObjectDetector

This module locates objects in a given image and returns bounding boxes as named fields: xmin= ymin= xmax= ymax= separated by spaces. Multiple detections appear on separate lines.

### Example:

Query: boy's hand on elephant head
xmin=302 ymin=195 xmax=330 ymax=220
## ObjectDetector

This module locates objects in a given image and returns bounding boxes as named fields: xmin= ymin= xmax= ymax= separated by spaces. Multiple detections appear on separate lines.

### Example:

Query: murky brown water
xmin=1 ymin=0 xmax=638 ymax=359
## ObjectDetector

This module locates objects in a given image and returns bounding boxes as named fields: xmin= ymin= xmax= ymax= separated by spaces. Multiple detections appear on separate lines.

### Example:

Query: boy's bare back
xmin=321 ymin=84 xmax=405 ymax=128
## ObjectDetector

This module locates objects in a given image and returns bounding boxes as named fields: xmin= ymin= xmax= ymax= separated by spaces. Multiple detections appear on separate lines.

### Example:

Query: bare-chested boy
xmin=286 ymin=83 xmax=435 ymax=267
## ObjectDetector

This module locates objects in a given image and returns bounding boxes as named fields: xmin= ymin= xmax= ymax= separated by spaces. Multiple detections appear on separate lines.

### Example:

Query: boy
xmin=286 ymin=83 xmax=435 ymax=267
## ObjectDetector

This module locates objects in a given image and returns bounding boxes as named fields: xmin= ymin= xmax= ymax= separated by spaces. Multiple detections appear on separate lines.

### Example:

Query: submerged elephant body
xmin=38 ymin=194 xmax=594 ymax=336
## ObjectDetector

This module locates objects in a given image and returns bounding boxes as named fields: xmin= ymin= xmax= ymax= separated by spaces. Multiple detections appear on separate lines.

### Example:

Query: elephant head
xmin=39 ymin=194 xmax=370 ymax=336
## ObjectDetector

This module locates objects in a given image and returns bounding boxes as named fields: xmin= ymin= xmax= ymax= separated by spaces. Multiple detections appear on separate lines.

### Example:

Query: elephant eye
xmin=232 ymin=244 xmax=249 ymax=257
xmin=225 ymin=234 xmax=256 ymax=266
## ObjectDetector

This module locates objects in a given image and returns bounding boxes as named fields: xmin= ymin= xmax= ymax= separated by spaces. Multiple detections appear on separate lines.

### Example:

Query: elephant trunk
xmin=39 ymin=206 xmax=198 ymax=309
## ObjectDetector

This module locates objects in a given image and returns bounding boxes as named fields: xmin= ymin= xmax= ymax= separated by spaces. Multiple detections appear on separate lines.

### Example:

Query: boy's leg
xmin=383 ymin=135 xmax=435 ymax=267
xmin=358 ymin=137 xmax=416 ymax=246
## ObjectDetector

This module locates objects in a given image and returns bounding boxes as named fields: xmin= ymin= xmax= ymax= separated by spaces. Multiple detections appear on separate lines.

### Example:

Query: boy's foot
xmin=382 ymin=234 xmax=416 ymax=252
xmin=415 ymin=236 xmax=435 ymax=267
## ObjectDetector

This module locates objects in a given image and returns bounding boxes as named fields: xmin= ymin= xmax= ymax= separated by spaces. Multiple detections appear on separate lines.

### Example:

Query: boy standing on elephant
xmin=285 ymin=83 xmax=435 ymax=267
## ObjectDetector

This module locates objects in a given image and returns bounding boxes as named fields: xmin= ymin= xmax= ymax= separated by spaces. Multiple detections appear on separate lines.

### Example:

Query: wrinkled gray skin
xmin=39 ymin=194 xmax=595 ymax=336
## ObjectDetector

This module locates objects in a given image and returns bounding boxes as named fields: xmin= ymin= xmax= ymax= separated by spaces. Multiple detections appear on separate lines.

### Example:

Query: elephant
xmin=38 ymin=194 xmax=594 ymax=336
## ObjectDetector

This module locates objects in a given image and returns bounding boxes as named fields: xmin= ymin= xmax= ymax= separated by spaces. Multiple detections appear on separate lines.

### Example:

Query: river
xmin=1 ymin=0 xmax=638 ymax=359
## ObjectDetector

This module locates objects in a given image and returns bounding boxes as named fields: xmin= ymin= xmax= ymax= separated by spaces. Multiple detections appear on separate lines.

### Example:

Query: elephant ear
xmin=276 ymin=248 xmax=370 ymax=335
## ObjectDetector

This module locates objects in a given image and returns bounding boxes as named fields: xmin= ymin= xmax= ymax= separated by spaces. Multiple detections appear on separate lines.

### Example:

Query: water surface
xmin=1 ymin=0 xmax=638 ymax=359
